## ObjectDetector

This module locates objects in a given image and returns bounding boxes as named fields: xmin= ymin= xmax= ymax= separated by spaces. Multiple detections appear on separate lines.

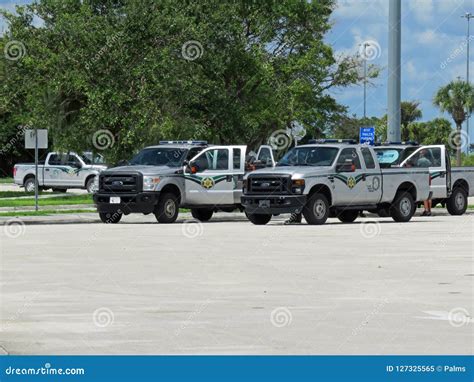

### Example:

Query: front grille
xmin=99 ymin=173 xmax=142 ymax=193
xmin=247 ymin=175 xmax=291 ymax=195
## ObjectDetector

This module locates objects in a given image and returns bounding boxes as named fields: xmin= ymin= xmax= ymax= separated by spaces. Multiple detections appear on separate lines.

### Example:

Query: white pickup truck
xmin=93 ymin=141 xmax=273 ymax=223
xmin=14 ymin=152 xmax=107 ymax=193
xmin=374 ymin=143 xmax=474 ymax=215
xmin=241 ymin=140 xmax=432 ymax=225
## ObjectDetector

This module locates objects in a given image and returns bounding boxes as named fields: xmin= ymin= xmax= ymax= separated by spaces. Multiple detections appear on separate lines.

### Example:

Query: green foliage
xmin=406 ymin=118 xmax=453 ymax=147
xmin=1 ymin=0 xmax=370 ymax=162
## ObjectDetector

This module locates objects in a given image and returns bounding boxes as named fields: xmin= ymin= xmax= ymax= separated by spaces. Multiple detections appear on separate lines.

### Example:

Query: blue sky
xmin=1 ymin=0 xmax=473 ymax=135
xmin=328 ymin=0 xmax=473 ymax=130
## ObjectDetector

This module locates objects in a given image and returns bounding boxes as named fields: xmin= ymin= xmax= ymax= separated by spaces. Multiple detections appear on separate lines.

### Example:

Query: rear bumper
xmin=93 ymin=192 xmax=160 ymax=214
xmin=241 ymin=194 xmax=306 ymax=214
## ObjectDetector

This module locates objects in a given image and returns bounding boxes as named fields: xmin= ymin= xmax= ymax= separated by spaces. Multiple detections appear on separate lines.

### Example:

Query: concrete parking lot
xmin=0 ymin=212 xmax=472 ymax=355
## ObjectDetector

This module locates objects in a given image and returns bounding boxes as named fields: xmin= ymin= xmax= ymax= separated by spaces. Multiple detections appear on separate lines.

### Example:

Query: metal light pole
xmin=461 ymin=12 xmax=472 ymax=153
xmin=388 ymin=0 xmax=401 ymax=142
xmin=362 ymin=42 xmax=370 ymax=119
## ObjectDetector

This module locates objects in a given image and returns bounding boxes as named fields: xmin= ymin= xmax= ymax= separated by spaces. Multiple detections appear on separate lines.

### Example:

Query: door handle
xmin=226 ymin=175 xmax=233 ymax=182
xmin=45 ymin=169 xmax=50 ymax=172
xmin=327 ymin=176 xmax=334 ymax=182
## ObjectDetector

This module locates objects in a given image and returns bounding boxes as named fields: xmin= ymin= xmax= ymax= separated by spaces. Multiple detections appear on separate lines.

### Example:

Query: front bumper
xmin=93 ymin=192 xmax=160 ymax=214
xmin=241 ymin=194 xmax=306 ymax=214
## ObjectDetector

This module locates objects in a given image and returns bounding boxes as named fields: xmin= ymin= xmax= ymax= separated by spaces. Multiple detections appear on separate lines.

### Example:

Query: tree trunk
xmin=456 ymin=124 xmax=462 ymax=167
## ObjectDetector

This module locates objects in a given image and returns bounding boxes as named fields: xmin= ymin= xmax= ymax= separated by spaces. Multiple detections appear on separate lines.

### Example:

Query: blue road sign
xmin=360 ymin=126 xmax=375 ymax=145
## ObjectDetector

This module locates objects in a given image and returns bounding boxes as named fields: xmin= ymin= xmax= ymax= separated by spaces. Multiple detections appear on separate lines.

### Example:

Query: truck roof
xmin=144 ymin=141 xmax=209 ymax=150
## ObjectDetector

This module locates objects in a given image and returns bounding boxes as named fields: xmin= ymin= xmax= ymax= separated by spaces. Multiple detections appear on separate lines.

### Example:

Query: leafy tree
xmin=406 ymin=118 xmax=452 ymax=149
xmin=1 ymin=0 xmax=374 ymax=163
xmin=433 ymin=80 xmax=474 ymax=166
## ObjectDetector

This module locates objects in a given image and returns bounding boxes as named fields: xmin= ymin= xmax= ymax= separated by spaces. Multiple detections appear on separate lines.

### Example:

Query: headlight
xmin=93 ymin=176 xmax=99 ymax=191
xmin=143 ymin=176 xmax=161 ymax=191
xmin=291 ymin=179 xmax=305 ymax=194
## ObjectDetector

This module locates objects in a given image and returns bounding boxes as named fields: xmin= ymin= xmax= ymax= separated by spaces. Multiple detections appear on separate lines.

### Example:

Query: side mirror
xmin=336 ymin=160 xmax=355 ymax=173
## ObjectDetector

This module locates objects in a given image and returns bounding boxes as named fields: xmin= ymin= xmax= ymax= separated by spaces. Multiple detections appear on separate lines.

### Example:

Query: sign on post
xmin=24 ymin=129 xmax=48 ymax=211
xmin=25 ymin=129 xmax=48 ymax=149
xmin=359 ymin=126 xmax=375 ymax=146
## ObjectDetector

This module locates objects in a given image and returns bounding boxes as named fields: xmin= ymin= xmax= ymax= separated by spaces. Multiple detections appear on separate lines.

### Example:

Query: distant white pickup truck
xmin=14 ymin=152 xmax=107 ymax=193
xmin=374 ymin=143 xmax=474 ymax=215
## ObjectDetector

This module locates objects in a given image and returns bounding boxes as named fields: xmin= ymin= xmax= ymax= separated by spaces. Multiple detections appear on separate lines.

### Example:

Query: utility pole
xmin=462 ymin=12 xmax=472 ymax=153
xmin=362 ymin=42 xmax=370 ymax=119
xmin=387 ymin=0 xmax=401 ymax=142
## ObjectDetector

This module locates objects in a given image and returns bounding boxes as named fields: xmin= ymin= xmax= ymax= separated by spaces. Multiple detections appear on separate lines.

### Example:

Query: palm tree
xmin=400 ymin=101 xmax=422 ymax=141
xmin=433 ymin=80 xmax=474 ymax=166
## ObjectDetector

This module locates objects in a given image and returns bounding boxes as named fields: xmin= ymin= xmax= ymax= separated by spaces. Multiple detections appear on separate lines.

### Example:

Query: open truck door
xmin=184 ymin=145 xmax=246 ymax=206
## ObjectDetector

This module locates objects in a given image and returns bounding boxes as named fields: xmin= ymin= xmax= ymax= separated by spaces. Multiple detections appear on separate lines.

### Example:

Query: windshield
xmin=129 ymin=147 xmax=187 ymax=167
xmin=374 ymin=147 xmax=418 ymax=167
xmin=81 ymin=152 xmax=105 ymax=164
xmin=277 ymin=146 xmax=339 ymax=167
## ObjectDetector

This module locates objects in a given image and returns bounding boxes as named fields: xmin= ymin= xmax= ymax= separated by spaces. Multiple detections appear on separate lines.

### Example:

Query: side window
xmin=194 ymin=149 xmax=229 ymax=171
xmin=405 ymin=148 xmax=440 ymax=168
xmin=186 ymin=147 xmax=203 ymax=161
xmin=67 ymin=155 xmax=81 ymax=167
xmin=48 ymin=154 xmax=61 ymax=165
xmin=337 ymin=148 xmax=361 ymax=169
xmin=361 ymin=148 xmax=376 ymax=169
xmin=233 ymin=148 xmax=241 ymax=170
xmin=257 ymin=147 xmax=273 ymax=165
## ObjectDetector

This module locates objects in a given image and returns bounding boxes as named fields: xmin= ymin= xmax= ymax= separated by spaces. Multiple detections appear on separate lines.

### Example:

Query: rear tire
xmin=303 ymin=193 xmax=329 ymax=225
xmin=337 ymin=210 xmax=359 ymax=223
xmin=155 ymin=193 xmax=179 ymax=223
xmin=191 ymin=208 xmax=213 ymax=222
xmin=390 ymin=191 xmax=415 ymax=222
xmin=446 ymin=187 xmax=468 ymax=215
xmin=24 ymin=177 xmax=36 ymax=193
xmin=99 ymin=212 xmax=122 ymax=224
xmin=245 ymin=212 xmax=271 ymax=225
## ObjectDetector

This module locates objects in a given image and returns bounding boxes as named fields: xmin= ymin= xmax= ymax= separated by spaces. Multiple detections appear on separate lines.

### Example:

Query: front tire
xmin=99 ymin=212 xmax=122 ymax=224
xmin=191 ymin=208 xmax=213 ymax=222
xmin=245 ymin=212 xmax=271 ymax=225
xmin=446 ymin=187 xmax=468 ymax=215
xmin=337 ymin=210 xmax=359 ymax=223
xmin=155 ymin=193 xmax=179 ymax=223
xmin=303 ymin=193 xmax=329 ymax=225
xmin=86 ymin=177 xmax=96 ymax=194
xmin=390 ymin=191 xmax=415 ymax=222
